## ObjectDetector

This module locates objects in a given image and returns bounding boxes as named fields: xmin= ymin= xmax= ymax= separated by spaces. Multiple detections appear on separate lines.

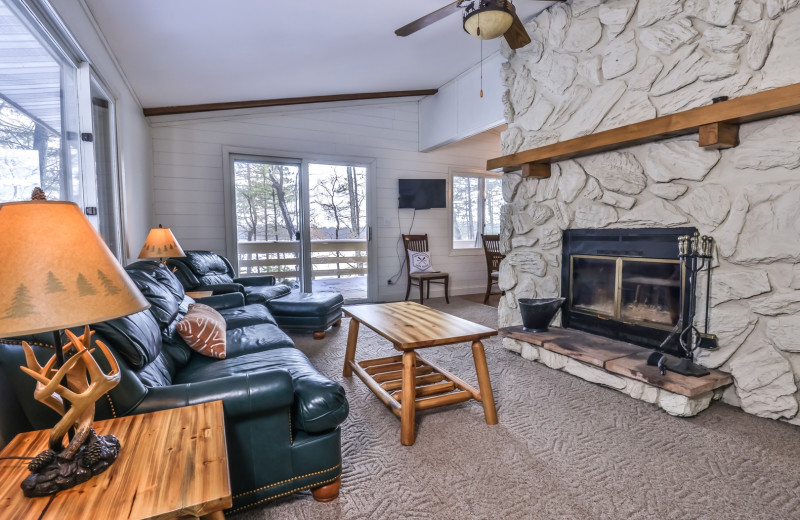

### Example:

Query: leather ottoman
xmin=267 ymin=291 xmax=345 ymax=339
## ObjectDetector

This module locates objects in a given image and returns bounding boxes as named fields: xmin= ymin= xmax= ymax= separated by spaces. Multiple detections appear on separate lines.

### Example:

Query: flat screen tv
xmin=398 ymin=179 xmax=447 ymax=209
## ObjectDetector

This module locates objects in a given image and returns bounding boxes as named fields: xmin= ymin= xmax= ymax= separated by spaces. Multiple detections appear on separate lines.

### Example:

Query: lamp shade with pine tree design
xmin=0 ymin=201 xmax=150 ymax=337
xmin=137 ymin=225 xmax=185 ymax=260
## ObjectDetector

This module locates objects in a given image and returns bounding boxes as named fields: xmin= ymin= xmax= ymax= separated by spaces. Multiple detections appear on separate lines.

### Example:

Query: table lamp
xmin=0 ymin=196 xmax=150 ymax=497
xmin=138 ymin=224 xmax=185 ymax=264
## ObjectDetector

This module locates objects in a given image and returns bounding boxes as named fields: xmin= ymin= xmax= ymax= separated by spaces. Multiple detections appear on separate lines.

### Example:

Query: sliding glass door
xmin=232 ymin=156 xmax=302 ymax=286
xmin=230 ymin=155 xmax=370 ymax=302
xmin=306 ymin=162 xmax=367 ymax=300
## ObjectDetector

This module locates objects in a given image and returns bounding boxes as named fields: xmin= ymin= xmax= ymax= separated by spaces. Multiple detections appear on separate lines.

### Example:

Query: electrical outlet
xmin=387 ymin=279 xmax=393 ymax=285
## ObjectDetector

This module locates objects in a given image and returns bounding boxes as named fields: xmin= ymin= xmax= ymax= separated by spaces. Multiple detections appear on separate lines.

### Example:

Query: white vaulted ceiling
xmin=80 ymin=0 xmax=556 ymax=109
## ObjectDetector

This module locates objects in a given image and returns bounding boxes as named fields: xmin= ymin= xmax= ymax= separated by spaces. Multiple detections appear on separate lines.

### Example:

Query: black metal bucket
xmin=518 ymin=297 xmax=566 ymax=332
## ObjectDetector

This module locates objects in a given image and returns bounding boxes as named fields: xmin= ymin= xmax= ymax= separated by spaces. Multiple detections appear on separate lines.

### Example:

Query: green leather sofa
xmin=0 ymin=261 xmax=349 ymax=513
xmin=168 ymin=250 xmax=345 ymax=337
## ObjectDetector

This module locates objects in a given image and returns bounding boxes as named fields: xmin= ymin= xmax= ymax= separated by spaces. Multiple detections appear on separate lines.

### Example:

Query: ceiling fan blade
xmin=503 ymin=5 xmax=531 ymax=49
xmin=395 ymin=1 xmax=461 ymax=37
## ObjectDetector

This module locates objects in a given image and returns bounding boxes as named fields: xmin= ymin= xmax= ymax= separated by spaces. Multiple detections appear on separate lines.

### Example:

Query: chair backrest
xmin=402 ymin=234 xmax=429 ymax=274
xmin=481 ymin=234 xmax=504 ymax=273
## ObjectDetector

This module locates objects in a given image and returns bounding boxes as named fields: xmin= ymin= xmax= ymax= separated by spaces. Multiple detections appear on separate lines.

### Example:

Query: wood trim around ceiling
xmin=143 ymin=89 xmax=439 ymax=117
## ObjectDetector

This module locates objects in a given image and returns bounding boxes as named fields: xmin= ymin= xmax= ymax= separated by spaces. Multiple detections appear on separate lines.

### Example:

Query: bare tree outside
xmin=0 ymin=100 xmax=63 ymax=202
xmin=233 ymin=160 xmax=367 ymax=298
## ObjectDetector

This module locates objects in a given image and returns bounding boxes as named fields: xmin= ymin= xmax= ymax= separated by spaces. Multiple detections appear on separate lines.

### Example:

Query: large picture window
xmin=0 ymin=0 xmax=123 ymax=257
xmin=0 ymin=0 xmax=81 ymax=204
xmin=451 ymin=172 xmax=502 ymax=250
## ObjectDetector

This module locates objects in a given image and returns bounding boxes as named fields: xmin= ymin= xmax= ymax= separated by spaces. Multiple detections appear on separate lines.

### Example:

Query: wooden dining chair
xmin=481 ymin=234 xmax=505 ymax=305
xmin=402 ymin=234 xmax=450 ymax=305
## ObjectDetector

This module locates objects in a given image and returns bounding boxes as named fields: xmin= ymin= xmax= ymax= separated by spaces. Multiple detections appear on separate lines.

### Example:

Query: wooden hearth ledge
xmin=488 ymin=82 xmax=800 ymax=177
xmin=500 ymin=326 xmax=732 ymax=398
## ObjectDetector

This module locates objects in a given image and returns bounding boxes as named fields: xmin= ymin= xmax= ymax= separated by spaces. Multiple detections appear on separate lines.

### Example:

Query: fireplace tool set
xmin=648 ymin=232 xmax=718 ymax=377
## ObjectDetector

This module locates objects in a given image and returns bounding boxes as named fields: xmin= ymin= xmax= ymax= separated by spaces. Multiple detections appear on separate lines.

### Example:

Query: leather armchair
xmin=168 ymin=250 xmax=291 ymax=305
xmin=0 ymin=261 xmax=348 ymax=513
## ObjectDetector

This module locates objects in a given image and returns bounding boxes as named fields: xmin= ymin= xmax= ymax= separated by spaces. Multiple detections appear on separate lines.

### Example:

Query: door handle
xmin=368 ymin=226 xmax=372 ymax=241
xmin=295 ymin=231 xmax=301 ymax=241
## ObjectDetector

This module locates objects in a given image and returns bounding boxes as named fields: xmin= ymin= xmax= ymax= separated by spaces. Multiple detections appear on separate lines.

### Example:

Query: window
xmin=451 ymin=172 xmax=503 ymax=249
xmin=0 ymin=0 xmax=81 ymax=204
xmin=0 ymin=0 xmax=123 ymax=257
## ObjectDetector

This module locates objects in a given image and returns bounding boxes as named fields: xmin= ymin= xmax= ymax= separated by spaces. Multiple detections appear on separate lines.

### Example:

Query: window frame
xmin=1 ymin=0 xmax=126 ymax=259
xmin=448 ymin=168 xmax=503 ymax=256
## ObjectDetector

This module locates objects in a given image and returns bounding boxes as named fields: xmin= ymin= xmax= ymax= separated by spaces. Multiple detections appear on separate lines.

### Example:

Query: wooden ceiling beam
xmin=143 ymin=89 xmax=439 ymax=117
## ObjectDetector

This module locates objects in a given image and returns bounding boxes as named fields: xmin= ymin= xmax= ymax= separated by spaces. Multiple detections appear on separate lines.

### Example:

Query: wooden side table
xmin=186 ymin=290 xmax=214 ymax=299
xmin=0 ymin=401 xmax=231 ymax=519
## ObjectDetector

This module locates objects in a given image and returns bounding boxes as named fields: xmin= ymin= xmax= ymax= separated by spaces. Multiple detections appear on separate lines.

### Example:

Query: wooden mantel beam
xmin=487 ymin=82 xmax=800 ymax=173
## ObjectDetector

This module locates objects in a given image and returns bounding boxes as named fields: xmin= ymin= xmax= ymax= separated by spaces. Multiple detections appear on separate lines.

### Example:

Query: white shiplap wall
xmin=149 ymin=98 xmax=500 ymax=302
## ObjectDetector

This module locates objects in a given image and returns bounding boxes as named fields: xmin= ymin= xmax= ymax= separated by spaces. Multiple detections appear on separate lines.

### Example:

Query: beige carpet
xmin=238 ymin=297 xmax=800 ymax=520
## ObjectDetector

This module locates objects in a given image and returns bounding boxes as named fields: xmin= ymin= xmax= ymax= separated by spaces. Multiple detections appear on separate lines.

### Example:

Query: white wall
xmin=419 ymin=52 xmax=505 ymax=151
xmin=148 ymin=99 xmax=501 ymax=301
xmin=49 ymin=0 xmax=153 ymax=263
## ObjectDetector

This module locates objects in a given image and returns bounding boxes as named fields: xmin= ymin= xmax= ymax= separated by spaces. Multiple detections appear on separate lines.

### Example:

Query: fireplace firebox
xmin=560 ymin=228 xmax=697 ymax=357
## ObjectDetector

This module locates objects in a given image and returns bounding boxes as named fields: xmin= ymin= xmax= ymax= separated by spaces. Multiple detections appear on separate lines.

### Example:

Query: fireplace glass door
xmin=570 ymin=255 xmax=682 ymax=330
xmin=571 ymin=256 xmax=617 ymax=318
xmin=620 ymin=259 xmax=681 ymax=328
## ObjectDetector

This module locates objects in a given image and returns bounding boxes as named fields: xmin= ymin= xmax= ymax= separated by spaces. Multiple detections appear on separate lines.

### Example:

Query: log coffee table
xmin=342 ymin=301 xmax=498 ymax=445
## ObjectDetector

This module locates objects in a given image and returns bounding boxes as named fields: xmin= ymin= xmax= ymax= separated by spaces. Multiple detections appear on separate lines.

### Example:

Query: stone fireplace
xmin=497 ymin=0 xmax=800 ymax=424
xmin=561 ymin=227 xmax=693 ymax=356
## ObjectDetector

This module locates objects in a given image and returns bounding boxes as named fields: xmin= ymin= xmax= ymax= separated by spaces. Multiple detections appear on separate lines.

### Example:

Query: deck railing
xmin=237 ymin=239 xmax=367 ymax=278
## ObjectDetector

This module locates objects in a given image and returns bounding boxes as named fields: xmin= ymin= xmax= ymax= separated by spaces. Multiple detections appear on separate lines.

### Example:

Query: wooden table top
xmin=343 ymin=301 xmax=497 ymax=350
xmin=186 ymin=290 xmax=214 ymax=299
xmin=0 ymin=401 xmax=231 ymax=520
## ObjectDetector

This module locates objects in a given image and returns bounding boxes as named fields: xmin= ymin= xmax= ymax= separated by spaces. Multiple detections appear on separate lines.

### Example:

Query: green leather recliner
xmin=0 ymin=261 xmax=349 ymax=513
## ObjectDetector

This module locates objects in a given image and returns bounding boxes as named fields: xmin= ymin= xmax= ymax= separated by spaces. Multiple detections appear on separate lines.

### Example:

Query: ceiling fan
xmin=395 ymin=1 xmax=564 ymax=50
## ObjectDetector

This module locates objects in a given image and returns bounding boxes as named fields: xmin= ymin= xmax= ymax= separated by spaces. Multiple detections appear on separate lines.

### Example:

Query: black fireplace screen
xmin=562 ymin=228 xmax=695 ymax=355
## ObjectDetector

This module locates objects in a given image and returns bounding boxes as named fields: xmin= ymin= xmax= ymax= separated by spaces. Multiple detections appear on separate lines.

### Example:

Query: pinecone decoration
xmin=30 ymin=187 xmax=47 ymax=200
xmin=28 ymin=449 xmax=56 ymax=473
xmin=81 ymin=439 xmax=104 ymax=468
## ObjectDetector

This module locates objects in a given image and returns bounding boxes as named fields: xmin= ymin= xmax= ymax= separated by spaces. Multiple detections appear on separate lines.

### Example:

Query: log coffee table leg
xmin=401 ymin=350 xmax=417 ymax=445
xmin=471 ymin=340 xmax=498 ymax=425
xmin=343 ymin=318 xmax=359 ymax=377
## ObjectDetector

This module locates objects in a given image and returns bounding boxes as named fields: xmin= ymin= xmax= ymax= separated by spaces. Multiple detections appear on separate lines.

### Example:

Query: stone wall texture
xmin=499 ymin=0 xmax=800 ymax=424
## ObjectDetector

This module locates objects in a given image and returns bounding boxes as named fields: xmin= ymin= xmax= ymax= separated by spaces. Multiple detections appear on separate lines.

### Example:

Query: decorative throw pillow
xmin=408 ymin=251 xmax=438 ymax=274
xmin=176 ymin=303 xmax=227 ymax=359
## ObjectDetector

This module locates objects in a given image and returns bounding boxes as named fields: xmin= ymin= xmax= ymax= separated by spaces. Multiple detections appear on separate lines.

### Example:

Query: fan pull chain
xmin=480 ymin=39 xmax=484 ymax=98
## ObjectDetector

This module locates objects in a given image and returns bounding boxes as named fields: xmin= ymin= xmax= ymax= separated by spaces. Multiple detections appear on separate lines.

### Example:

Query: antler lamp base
xmin=18 ymin=327 xmax=122 ymax=497
xmin=21 ymin=429 xmax=120 ymax=497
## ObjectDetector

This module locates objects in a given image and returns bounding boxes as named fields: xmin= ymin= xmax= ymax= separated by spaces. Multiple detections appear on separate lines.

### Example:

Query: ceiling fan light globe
xmin=463 ymin=6 xmax=514 ymax=40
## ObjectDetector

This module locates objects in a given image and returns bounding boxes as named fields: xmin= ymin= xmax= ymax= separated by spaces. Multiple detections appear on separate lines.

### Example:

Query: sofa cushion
xmin=126 ymin=268 xmax=181 ymax=331
xmin=134 ymin=353 xmax=175 ymax=387
xmin=162 ymin=335 xmax=194 ymax=369
xmin=92 ymin=309 xmax=162 ymax=370
xmin=224 ymin=323 xmax=294 ymax=358
xmin=175 ymin=347 xmax=349 ymax=433
xmin=177 ymin=303 xmax=227 ymax=359
xmin=217 ymin=303 xmax=277 ymax=329
xmin=244 ymin=284 xmax=292 ymax=305
xmin=126 ymin=260 xmax=186 ymax=302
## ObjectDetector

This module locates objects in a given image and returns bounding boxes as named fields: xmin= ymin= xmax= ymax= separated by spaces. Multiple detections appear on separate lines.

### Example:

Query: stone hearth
xmin=501 ymin=326 xmax=732 ymax=416
xmin=497 ymin=0 xmax=800 ymax=424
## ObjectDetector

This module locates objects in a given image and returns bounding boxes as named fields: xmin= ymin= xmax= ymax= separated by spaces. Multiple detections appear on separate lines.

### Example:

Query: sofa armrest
xmin=195 ymin=292 xmax=245 ymax=310
xmin=131 ymin=370 xmax=294 ymax=419
xmin=234 ymin=275 xmax=276 ymax=287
